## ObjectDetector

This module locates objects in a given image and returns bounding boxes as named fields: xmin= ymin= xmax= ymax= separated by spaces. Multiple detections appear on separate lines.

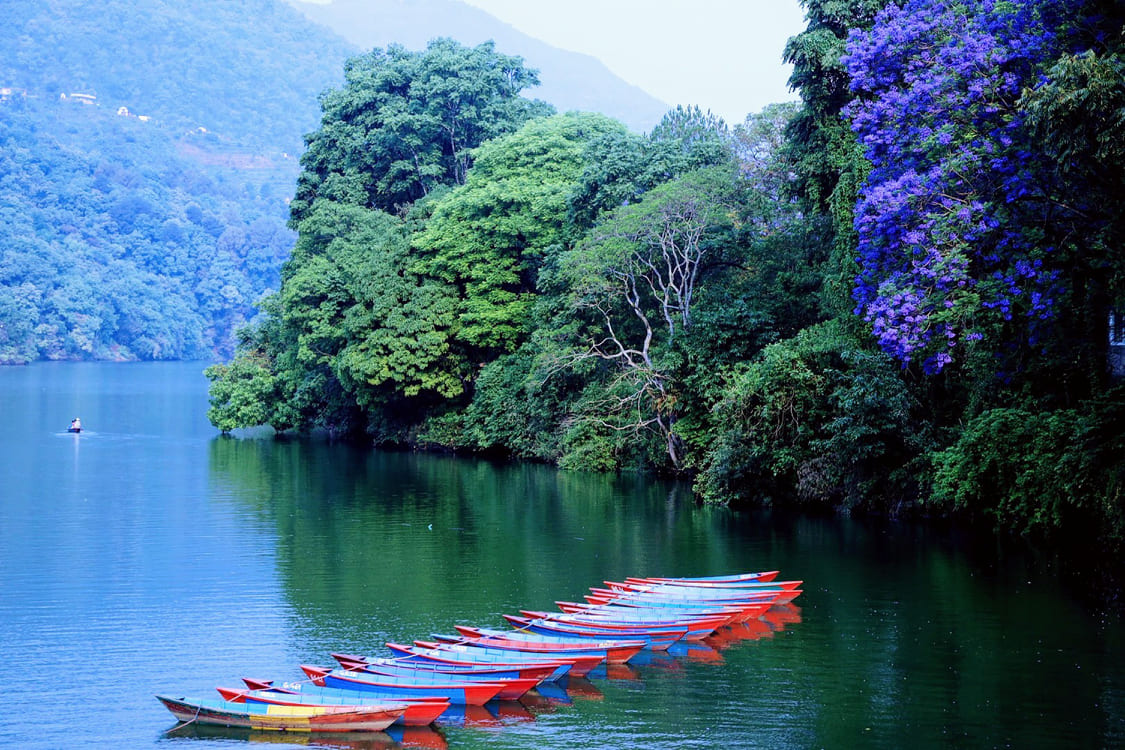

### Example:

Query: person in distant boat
xmin=69 ymin=417 xmax=81 ymax=431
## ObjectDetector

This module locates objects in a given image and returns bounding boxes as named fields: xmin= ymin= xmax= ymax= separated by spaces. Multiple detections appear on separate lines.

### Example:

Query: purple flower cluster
xmin=844 ymin=0 xmax=1068 ymax=373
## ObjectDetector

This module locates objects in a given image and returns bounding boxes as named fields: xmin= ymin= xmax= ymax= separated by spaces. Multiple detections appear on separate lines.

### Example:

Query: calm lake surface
xmin=1 ymin=361 xmax=1122 ymax=749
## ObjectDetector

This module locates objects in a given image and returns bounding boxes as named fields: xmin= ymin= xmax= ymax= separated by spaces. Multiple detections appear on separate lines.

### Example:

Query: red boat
xmin=501 ymin=614 xmax=687 ymax=649
xmin=390 ymin=640 xmax=602 ymax=678
xmin=332 ymin=652 xmax=559 ymax=684
xmin=553 ymin=600 xmax=743 ymax=624
xmin=522 ymin=607 xmax=733 ymax=637
xmin=300 ymin=665 xmax=504 ymax=706
xmin=448 ymin=626 xmax=646 ymax=664
xmin=156 ymin=694 xmax=404 ymax=733
xmin=582 ymin=592 xmax=775 ymax=621
xmin=328 ymin=657 xmax=540 ymax=701
xmin=218 ymin=683 xmax=449 ymax=726
xmin=635 ymin=570 xmax=780 ymax=584
xmin=614 ymin=579 xmax=804 ymax=604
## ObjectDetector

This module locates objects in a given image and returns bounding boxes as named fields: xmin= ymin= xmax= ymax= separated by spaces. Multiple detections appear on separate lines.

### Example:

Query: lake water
xmin=1 ymin=361 xmax=1122 ymax=749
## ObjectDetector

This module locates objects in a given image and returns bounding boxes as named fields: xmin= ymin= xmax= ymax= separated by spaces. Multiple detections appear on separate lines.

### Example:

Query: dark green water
xmin=1 ymin=362 xmax=1121 ymax=749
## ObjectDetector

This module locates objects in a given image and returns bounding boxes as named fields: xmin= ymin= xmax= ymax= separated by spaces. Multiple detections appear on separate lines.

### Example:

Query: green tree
xmin=783 ymin=0 xmax=886 ymax=314
xmin=291 ymin=38 xmax=553 ymax=222
xmin=697 ymin=320 xmax=929 ymax=510
xmin=555 ymin=166 xmax=742 ymax=470
xmin=204 ymin=348 xmax=289 ymax=434
xmin=413 ymin=112 xmax=625 ymax=361
xmin=567 ymin=105 xmax=736 ymax=234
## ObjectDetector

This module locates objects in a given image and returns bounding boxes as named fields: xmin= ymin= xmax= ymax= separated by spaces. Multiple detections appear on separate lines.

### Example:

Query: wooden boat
xmin=623 ymin=576 xmax=805 ymax=595
xmin=625 ymin=574 xmax=798 ymax=588
xmin=547 ymin=602 xmax=739 ymax=626
xmin=582 ymin=592 xmax=773 ymax=622
xmin=156 ymin=694 xmax=404 ymax=733
xmin=328 ymin=659 xmax=540 ymax=701
xmin=544 ymin=603 xmax=736 ymax=625
xmin=218 ymin=683 xmax=449 ymax=726
xmin=299 ymin=665 xmax=504 ymax=706
xmin=637 ymin=571 xmax=780 ymax=584
xmin=332 ymin=653 xmax=559 ymax=684
xmin=609 ymin=580 xmax=804 ymax=605
xmin=501 ymin=614 xmax=687 ymax=649
xmin=518 ymin=609 xmax=730 ymax=639
xmin=591 ymin=585 xmax=786 ymax=608
xmin=387 ymin=641 xmax=596 ymax=679
xmin=604 ymin=581 xmax=787 ymax=598
xmin=447 ymin=626 xmax=646 ymax=664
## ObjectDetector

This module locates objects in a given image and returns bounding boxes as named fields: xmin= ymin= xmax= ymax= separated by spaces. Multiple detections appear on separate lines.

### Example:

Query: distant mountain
xmin=287 ymin=0 xmax=670 ymax=132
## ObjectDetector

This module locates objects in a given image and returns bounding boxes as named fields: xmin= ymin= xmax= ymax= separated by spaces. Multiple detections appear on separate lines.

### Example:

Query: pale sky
xmin=461 ymin=0 xmax=808 ymax=124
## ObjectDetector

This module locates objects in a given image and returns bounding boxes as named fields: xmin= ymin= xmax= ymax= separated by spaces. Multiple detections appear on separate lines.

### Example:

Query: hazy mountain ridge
xmin=288 ymin=0 xmax=671 ymax=132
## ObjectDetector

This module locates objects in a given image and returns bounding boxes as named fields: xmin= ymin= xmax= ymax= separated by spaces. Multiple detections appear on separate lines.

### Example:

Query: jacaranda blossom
xmin=844 ymin=0 xmax=1070 ymax=373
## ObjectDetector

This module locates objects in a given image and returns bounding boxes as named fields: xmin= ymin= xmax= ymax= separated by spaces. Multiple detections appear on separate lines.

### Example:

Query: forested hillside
xmin=0 ymin=0 xmax=352 ymax=363
xmin=2 ymin=0 xmax=350 ymax=152
xmin=207 ymin=0 xmax=1125 ymax=553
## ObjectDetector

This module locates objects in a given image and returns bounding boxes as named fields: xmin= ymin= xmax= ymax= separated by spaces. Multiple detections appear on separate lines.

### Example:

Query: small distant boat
xmin=67 ymin=426 xmax=81 ymax=433
xmin=156 ymin=694 xmax=404 ymax=733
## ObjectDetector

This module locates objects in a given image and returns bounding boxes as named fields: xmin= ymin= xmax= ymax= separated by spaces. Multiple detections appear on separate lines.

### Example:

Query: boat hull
xmin=388 ymin=641 xmax=594 ymax=679
xmin=219 ymin=685 xmax=449 ymax=726
xmin=301 ymin=666 xmax=504 ymax=706
xmin=447 ymin=627 xmax=646 ymax=664
xmin=502 ymin=615 xmax=687 ymax=649
xmin=333 ymin=652 xmax=558 ymax=683
xmin=157 ymin=695 xmax=402 ymax=733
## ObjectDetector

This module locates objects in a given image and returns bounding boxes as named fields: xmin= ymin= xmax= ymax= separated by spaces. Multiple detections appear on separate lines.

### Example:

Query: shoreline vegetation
xmin=206 ymin=3 xmax=1125 ymax=556
xmin=8 ymin=1 xmax=1121 ymax=557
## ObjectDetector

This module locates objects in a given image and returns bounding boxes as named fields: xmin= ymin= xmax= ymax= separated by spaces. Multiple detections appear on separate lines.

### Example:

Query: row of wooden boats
xmin=157 ymin=570 xmax=802 ymax=735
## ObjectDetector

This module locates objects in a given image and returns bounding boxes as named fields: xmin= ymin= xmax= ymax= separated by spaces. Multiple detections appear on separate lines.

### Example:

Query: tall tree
xmin=782 ymin=0 xmax=886 ymax=305
xmin=290 ymin=38 xmax=552 ymax=222
xmin=413 ymin=112 xmax=625 ymax=362
xmin=556 ymin=167 xmax=742 ymax=470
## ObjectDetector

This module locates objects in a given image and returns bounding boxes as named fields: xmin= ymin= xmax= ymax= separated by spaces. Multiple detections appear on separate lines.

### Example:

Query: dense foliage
xmin=200 ymin=0 xmax=1124 ymax=551
xmin=291 ymin=39 xmax=553 ymax=220
xmin=0 ymin=100 xmax=299 ymax=362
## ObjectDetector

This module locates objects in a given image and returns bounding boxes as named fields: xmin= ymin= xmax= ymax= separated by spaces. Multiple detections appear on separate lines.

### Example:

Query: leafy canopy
xmin=291 ymin=38 xmax=552 ymax=222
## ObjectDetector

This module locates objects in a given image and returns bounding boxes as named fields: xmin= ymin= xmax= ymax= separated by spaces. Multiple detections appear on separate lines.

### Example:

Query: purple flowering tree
xmin=844 ymin=0 xmax=1069 ymax=373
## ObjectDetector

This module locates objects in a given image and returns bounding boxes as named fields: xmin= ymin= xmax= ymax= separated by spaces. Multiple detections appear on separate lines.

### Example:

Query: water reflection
xmin=204 ymin=436 xmax=730 ymax=657
xmin=165 ymin=724 xmax=404 ymax=748
xmin=200 ymin=433 xmax=1125 ymax=749
xmin=7 ymin=362 xmax=1121 ymax=750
